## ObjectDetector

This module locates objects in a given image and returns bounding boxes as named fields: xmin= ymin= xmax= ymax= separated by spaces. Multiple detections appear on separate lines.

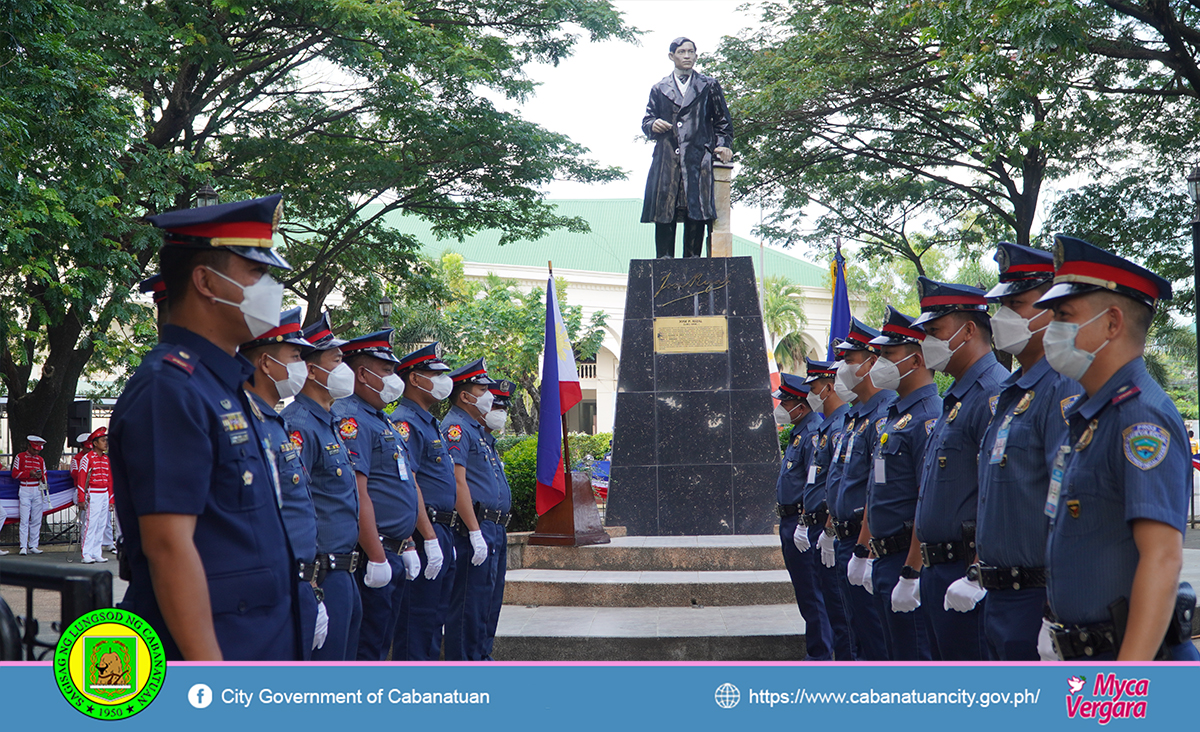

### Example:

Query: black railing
xmin=0 ymin=558 xmax=113 ymax=660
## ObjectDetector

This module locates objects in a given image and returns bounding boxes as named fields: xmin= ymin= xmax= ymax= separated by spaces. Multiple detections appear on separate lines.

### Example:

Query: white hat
xmin=77 ymin=433 xmax=92 ymax=444
xmin=26 ymin=435 xmax=45 ymax=443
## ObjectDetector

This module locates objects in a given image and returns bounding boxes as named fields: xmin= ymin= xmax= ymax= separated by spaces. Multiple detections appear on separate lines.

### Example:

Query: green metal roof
xmin=375 ymin=199 xmax=828 ymax=288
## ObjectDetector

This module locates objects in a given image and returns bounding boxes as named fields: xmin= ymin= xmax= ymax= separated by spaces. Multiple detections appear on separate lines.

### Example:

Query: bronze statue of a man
xmin=641 ymin=37 xmax=734 ymax=258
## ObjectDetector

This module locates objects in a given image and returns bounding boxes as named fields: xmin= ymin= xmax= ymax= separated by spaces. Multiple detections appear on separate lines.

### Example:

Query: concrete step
xmin=503 ymin=568 xmax=794 ymax=607
xmin=492 ymin=604 xmax=807 ymax=661
xmin=519 ymin=534 xmax=784 ymax=572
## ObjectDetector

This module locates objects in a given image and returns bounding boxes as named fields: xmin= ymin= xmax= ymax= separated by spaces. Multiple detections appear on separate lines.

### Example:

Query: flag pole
xmin=549 ymin=260 xmax=573 ymax=473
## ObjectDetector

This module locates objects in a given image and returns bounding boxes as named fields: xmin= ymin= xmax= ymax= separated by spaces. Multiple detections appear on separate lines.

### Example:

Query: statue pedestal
xmin=605 ymin=257 xmax=780 ymax=535
xmin=710 ymin=162 xmax=734 ymax=257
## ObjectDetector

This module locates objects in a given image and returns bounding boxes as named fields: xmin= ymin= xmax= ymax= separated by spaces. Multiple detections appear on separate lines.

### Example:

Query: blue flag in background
xmin=827 ymin=245 xmax=851 ymax=358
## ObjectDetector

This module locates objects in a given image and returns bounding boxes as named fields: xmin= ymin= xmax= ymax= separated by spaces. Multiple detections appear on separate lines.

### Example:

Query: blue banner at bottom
xmin=2 ymin=662 xmax=1196 ymax=729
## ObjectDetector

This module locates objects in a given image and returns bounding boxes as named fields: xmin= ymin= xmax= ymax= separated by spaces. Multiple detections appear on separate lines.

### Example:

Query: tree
xmin=761 ymin=275 xmax=809 ymax=371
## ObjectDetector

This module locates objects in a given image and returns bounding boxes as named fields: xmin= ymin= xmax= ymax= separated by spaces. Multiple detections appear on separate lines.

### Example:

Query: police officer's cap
xmin=340 ymin=328 xmax=401 ymax=365
xmin=870 ymin=306 xmax=925 ymax=347
xmin=1034 ymin=235 xmax=1171 ymax=311
xmin=803 ymin=358 xmax=837 ymax=384
xmin=240 ymin=307 xmax=315 ymax=352
xmin=145 ymin=193 xmax=291 ymax=270
xmin=301 ymin=311 xmax=349 ymax=351
xmin=449 ymin=358 xmax=496 ymax=386
xmin=832 ymin=318 xmax=882 ymax=353
xmin=772 ymin=373 xmax=810 ymax=401
xmin=912 ymin=277 xmax=989 ymax=326
xmin=138 ymin=274 xmax=168 ymax=305
xmin=396 ymin=342 xmax=451 ymax=373
xmin=489 ymin=379 xmax=517 ymax=408
xmin=985 ymin=242 xmax=1055 ymax=301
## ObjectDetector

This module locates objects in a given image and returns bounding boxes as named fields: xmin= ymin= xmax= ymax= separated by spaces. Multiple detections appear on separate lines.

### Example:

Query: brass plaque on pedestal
xmin=653 ymin=316 xmax=729 ymax=354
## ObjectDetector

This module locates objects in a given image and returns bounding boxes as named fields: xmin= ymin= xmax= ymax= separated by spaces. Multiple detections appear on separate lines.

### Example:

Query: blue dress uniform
xmin=866 ymin=308 xmax=939 ymax=661
xmin=804 ymin=359 xmax=855 ymax=660
xmin=110 ymin=195 xmax=298 ymax=660
xmin=442 ymin=360 xmax=507 ymax=661
xmin=1035 ymin=236 xmax=1200 ymax=661
xmin=391 ymin=343 xmax=459 ymax=661
xmin=975 ymin=243 xmax=1081 ymax=660
xmin=773 ymin=374 xmax=833 ymax=660
xmin=336 ymin=330 xmax=420 ymax=661
xmin=913 ymin=278 xmax=1008 ymax=660
xmin=481 ymin=379 xmax=516 ymax=660
xmin=240 ymin=309 xmax=322 ymax=659
xmin=829 ymin=321 xmax=893 ymax=661
xmin=282 ymin=318 xmax=362 ymax=662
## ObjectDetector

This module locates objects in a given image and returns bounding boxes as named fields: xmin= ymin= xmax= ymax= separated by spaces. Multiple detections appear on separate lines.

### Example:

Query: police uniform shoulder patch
xmin=988 ymin=395 xmax=999 ymax=416
xmin=925 ymin=418 xmax=937 ymax=435
xmin=339 ymin=417 xmax=358 ymax=440
xmin=1123 ymin=422 xmax=1169 ymax=471
xmin=447 ymin=424 xmax=463 ymax=442
xmin=1060 ymin=394 xmax=1081 ymax=420
xmin=397 ymin=421 xmax=410 ymax=441
xmin=874 ymin=417 xmax=886 ymax=434
xmin=1111 ymin=384 xmax=1142 ymax=407
xmin=162 ymin=347 xmax=195 ymax=375
xmin=811 ymin=434 xmax=819 ymax=448
xmin=289 ymin=430 xmax=304 ymax=450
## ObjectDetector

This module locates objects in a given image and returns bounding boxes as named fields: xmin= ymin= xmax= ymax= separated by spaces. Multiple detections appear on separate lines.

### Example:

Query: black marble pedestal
xmin=605 ymin=257 xmax=780 ymax=536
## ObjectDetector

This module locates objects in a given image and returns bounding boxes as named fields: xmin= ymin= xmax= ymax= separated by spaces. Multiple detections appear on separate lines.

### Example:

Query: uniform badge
xmin=245 ymin=393 xmax=264 ymax=421
xmin=880 ymin=432 xmax=889 ymax=445
xmin=988 ymin=395 xmax=999 ymax=416
xmin=947 ymin=402 xmax=961 ymax=422
xmin=895 ymin=414 xmax=911 ymax=430
xmin=220 ymin=399 xmax=232 ymax=410
xmin=874 ymin=417 xmax=886 ymax=434
xmin=220 ymin=411 xmax=248 ymax=432
xmin=397 ymin=421 xmax=410 ymax=441
xmin=1123 ymin=422 xmax=1169 ymax=471
xmin=163 ymin=349 xmax=195 ymax=374
xmin=924 ymin=419 xmax=937 ymax=435
xmin=819 ymin=434 xmax=828 ymax=449
xmin=787 ymin=461 xmax=793 ymax=469
xmin=339 ymin=417 xmax=358 ymax=440
xmin=242 ymin=470 xmax=253 ymax=486
xmin=845 ymin=418 xmax=856 ymax=434
xmin=1066 ymin=499 xmax=1081 ymax=519
xmin=792 ymin=436 xmax=800 ymax=447
xmin=447 ymin=425 xmax=463 ymax=442
xmin=857 ymin=420 xmax=869 ymax=434
xmin=1014 ymin=390 xmax=1035 ymax=415
xmin=1060 ymin=394 xmax=1081 ymax=420
xmin=1074 ymin=418 xmax=1098 ymax=452
xmin=811 ymin=434 xmax=819 ymax=448
xmin=289 ymin=431 xmax=304 ymax=450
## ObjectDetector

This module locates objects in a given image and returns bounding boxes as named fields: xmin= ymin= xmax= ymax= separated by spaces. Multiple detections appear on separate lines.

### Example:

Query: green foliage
xmin=762 ymin=275 xmax=810 ymax=370
xmin=498 ymin=436 xmax=539 ymax=533
xmin=778 ymin=425 xmax=790 ymax=455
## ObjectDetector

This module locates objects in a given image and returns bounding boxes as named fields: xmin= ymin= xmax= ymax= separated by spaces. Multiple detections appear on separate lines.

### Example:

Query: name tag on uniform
xmin=229 ymin=432 xmax=249 ymax=445
xmin=397 ymin=450 xmax=410 ymax=481
xmin=806 ymin=465 xmax=817 ymax=485
xmin=1044 ymin=445 xmax=1070 ymax=518
xmin=874 ymin=457 xmax=886 ymax=484
xmin=989 ymin=414 xmax=1014 ymax=465
xmin=842 ymin=432 xmax=857 ymax=463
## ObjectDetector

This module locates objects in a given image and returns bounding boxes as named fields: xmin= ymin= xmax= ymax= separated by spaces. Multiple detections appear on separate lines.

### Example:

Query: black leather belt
xmin=776 ymin=502 xmax=802 ymax=518
xmin=426 ymin=507 xmax=458 ymax=527
xmin=1050 ymin=621 xmax=1119 ymax=660
xmin=800 ymin=507 xmax=828 ymax=528
xmin=297 ymin=560 xmax=318 ymax=583
xmin=920 ymin=540 xmax=967 ymax=567
xmin=832 ymin=518 xmax=861 ymax=541
xmin=380 ymin=536 xmax=407 ymax=555
xmin=476 ymin=506 xmax=511 ymax=528
xmin=319 ymin=551 xmax=360 ymax=573
xmin=978 ymin=565 xmax=1046 ymax=591
xmin=869 ymin=527 xmax=912 ymax=558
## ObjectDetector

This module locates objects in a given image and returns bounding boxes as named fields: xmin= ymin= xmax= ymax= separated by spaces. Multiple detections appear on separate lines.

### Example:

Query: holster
xmin=1166 ymin=582 xmax=1196 ymax=647
xmin=116 ymin=537 xmax=131 ymax=582
xmin=961 ymin=520 xmax=977 ymax=557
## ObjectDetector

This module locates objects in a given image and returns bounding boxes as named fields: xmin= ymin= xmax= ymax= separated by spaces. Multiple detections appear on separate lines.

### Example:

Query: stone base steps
xmin=503 ymin=568 xmax=794 ymax=607
xmin=520 ymin=535 xmax=784 ymax=572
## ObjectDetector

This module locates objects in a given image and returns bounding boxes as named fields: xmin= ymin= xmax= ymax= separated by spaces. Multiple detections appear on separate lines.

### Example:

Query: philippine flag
xmin=535 ymin=274 xmax=582 ymax=514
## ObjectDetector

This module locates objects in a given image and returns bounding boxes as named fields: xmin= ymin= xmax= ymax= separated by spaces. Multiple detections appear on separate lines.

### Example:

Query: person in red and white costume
xmin=70 ymin=432 xmax=92 ymax=501
xmin=10 ymin=435 xmax=47 ymax=555
xmin=78 ymin=427 xmax=112 ymax=563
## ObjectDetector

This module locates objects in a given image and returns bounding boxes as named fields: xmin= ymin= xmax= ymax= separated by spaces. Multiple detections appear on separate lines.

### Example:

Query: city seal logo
xmin=1123 ymin=423 xmax=1169 ymax=471
xmin=54 ymin=608 xmax=165 ymax=720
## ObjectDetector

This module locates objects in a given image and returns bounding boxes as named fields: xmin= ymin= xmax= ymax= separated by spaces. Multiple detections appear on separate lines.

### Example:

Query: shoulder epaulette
xmin=162 ymin=346 xmax=197 ymax=375
xmin=1111 ymin=384 xmax=1141 ymax=407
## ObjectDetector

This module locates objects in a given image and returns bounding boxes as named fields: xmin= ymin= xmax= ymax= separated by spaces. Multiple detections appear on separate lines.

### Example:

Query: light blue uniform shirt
xmin=832 ymin=389 xmax=896 ymax=521
xmin=811 ymin=403 xmax=851 ymax=512
xmin=777 ymin=410 xmax=822 ymax=506
xmin=869 ymin=382 xmax=941 ymax=539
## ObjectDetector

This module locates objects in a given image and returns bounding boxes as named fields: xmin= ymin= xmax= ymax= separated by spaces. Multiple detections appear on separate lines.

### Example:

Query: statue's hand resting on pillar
xmin=714 ymin=146 xmax=733 ymax=163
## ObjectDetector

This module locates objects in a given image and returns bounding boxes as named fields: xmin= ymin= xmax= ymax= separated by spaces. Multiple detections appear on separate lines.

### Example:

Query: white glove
xmin=818 ymin=532 xmax=836 ymax=568
xmin=423 ymin=538 xmax=444 ymax=580
xmin=847 ymin=554 xmax=869 ymax=587
xmin=469 ymin=529 xmax=488 ymax=566
xmin=944 ymin=576 xmax=987 ymax=612
xmin=792 ymin=523 xmax=811 ymax=552
xmin=363 ymin=558 xmax=393 ymax=588
xmin=401 ymin=548 xmax=421 ymax=580
xmin=1038 ymin=618 xmax=1060 ymax=662
xmin=891 ymin=576 xmax=921 ymax=612
xmin=312 ymin=600 xmax=328 ymax=650
xmin=863 ymin=559 xmax=874 ymax=595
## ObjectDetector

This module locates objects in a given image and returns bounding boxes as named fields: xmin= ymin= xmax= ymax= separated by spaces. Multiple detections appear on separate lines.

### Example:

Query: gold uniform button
xmin=336 ymin=468 xmax=343 ymax=476
xmin=292 ymin=474 xmax=300 ymax=484
xmin=393 ymin=452 xmax=399 ymax=460
xmin=243 ymin=470 xmax=253 ymax=485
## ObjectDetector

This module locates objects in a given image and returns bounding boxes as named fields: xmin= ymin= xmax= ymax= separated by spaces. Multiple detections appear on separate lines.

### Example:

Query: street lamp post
xmin=194 ymin=184 xmax=219 ymax=208
xmin=378 ymin=295 xmax=393 ymax=326
xmin=1188 ymin=165 xmax=1200 ymax=528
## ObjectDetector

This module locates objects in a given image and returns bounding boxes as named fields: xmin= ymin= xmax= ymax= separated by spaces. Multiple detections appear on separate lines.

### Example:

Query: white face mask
xmin=1044 ymin=309 xmax=1110 ymax=381
xmin=205 ymin=266 xmax=284 ymax=338
xmin=365 ymin=369 xmax=404 ymax=403
xmin=921 ymin=323 xmax=966 ymax=372
xmin=806 ymin=387 xmax=825 ymax=413
xmin=312 ymin=361 xmax=355 ymax=400
xmin=773 ymin=403 xmax=797 ymax=426
xmin=267 ymin=355 xmax=307 ymax=399
xmin=466 ymin=390 xmax=495 ymax=416
xmin=416 ymin=372 xmax=453 ymax=401
xmin=868 ymin=352 xmax=916 ymax=392
xmin=484 ymin=409 xmax=507 ymax=432
xmin=991 ymin=306 xmax=1050 ymax=356
xmin=836 ymin=358 xmax=865 ymax=393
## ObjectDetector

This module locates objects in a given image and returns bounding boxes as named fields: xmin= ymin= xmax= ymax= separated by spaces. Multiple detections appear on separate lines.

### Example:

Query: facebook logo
xmin=188 ymin=683 xmax=213 ymax=709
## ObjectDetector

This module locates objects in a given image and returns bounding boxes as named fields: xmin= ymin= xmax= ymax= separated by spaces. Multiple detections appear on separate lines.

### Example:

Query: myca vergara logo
xmin=1065 ymin=673 xmax=1149 ymax=724
xmin=54 ymin=608 xmax=166 ymax=720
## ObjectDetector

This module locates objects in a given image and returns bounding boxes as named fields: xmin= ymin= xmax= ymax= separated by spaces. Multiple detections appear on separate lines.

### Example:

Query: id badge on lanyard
xmin=989 ymin=414 xmax=1014 ymax=465
xmin=1044 ymin=445 xmax=1070 ymax=518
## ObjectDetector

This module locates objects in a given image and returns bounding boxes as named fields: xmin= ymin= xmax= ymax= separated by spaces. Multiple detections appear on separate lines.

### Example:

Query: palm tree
xmin=762 ymin=275 xmax=808 ymax=371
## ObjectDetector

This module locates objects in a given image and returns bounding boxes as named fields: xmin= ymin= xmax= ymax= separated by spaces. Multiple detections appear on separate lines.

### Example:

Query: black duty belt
xmin=427 ymin=507 xmax=458 ymax=527
xmin=296 ymin=560 xmax=318 ymax=583
xmin=831 ymin=518 xmax=862 ymax=542
xmin=920 ymin=540 xmax=967 ymax=567
xmin=319 ymin=551 xmax=360 ymax=574
xmin=978 ymin=565 xmax=1046 ymax=591
xmin=1050 ymin=621 xmax=1119 ymax=660
xmin=869 ymin=527 xmax=912 ymax=558
xmin=800 ymin=507 xmax=829 ymax=528
xmin=776 ymin=503 xmax=802 ymax=518
xmin=476 ymin=506 xmax=511 ymax=528
xmin=380 ymin=536 xmax=407 ymax=555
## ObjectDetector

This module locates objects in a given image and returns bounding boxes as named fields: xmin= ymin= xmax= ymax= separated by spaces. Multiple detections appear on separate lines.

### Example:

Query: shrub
xmin=501 ymin=436 xmax=539 ymax=532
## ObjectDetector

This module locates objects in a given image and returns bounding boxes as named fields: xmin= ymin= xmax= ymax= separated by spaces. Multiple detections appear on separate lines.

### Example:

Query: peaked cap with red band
xmin=986 ymin=242 xmax=1055 ymax=300
xmin=240 ymin=306 xmax=314 ymax=352
xmin=87 ymin=426 xmax=107 ymax=443
xmin=772 ymin=372 xmax=810 ymax=401
xmin=301 ymin=311 xmax=348 ymax=351
xmin=139 ymin=274 xmax=168 ymax=305
xmin=144 ymin=193 xmax=290 ymax=269
xmin=1034 ymin=235 xmax=1171 ymax=311
xmin=448 ymin=358 xmax=496 ymax=387
xmin=870 ymin=305 xmax=925 ymax=346
xmin=340 ymin=328 xmax=401 ymax=365
xmin=832 ymin=318 xmax=882 ymax=353
xmin=804 ymin=358 xmax=837 ymax=385
xmin=489 ymin=379 xmax=517 ymax=408
xmin=396 ymin=341 xmax=450 ymax=373
xmin=913 ymin=277 xmax=989 ymax=326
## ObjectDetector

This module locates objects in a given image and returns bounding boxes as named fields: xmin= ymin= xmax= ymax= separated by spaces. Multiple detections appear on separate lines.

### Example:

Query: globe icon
xmin=714 ymin=682 xmax=740 ymax=709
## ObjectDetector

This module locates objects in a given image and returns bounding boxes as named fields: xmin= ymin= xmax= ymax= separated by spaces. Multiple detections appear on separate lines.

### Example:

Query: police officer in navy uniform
xmin=831 ymin=318 xmax=893 ymax=661
xmin=110 ymin=194 xmax=299 ymax=660
xmin=1034 ymin=236 xmax=1200 ymax=661
xmin=281 ymin=311 xmax=362 ymax=660
xmin=861 ymin=306 xmax=939 ymax=661
xmin=239 ymin=306 xmax=326 ymax=658
xmin=443 ymin=359 xmax=507 ymax=661
xmin=480 ymin=379 xmax=516 ymax=659
xmin=773 ymin=373 xmax=835 ymax=660
xmin=912 ymin=278 xmax=1008 ymax=660
xmin=973 ymin=243 xmax=1082 ymax=660
xmin=336 ymin=329 xmax=424 ymax=661
xmin=391 ymin=343 xmax=457 ymax=660
xmin=804 ymin=358 xmax=856 ymax=660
